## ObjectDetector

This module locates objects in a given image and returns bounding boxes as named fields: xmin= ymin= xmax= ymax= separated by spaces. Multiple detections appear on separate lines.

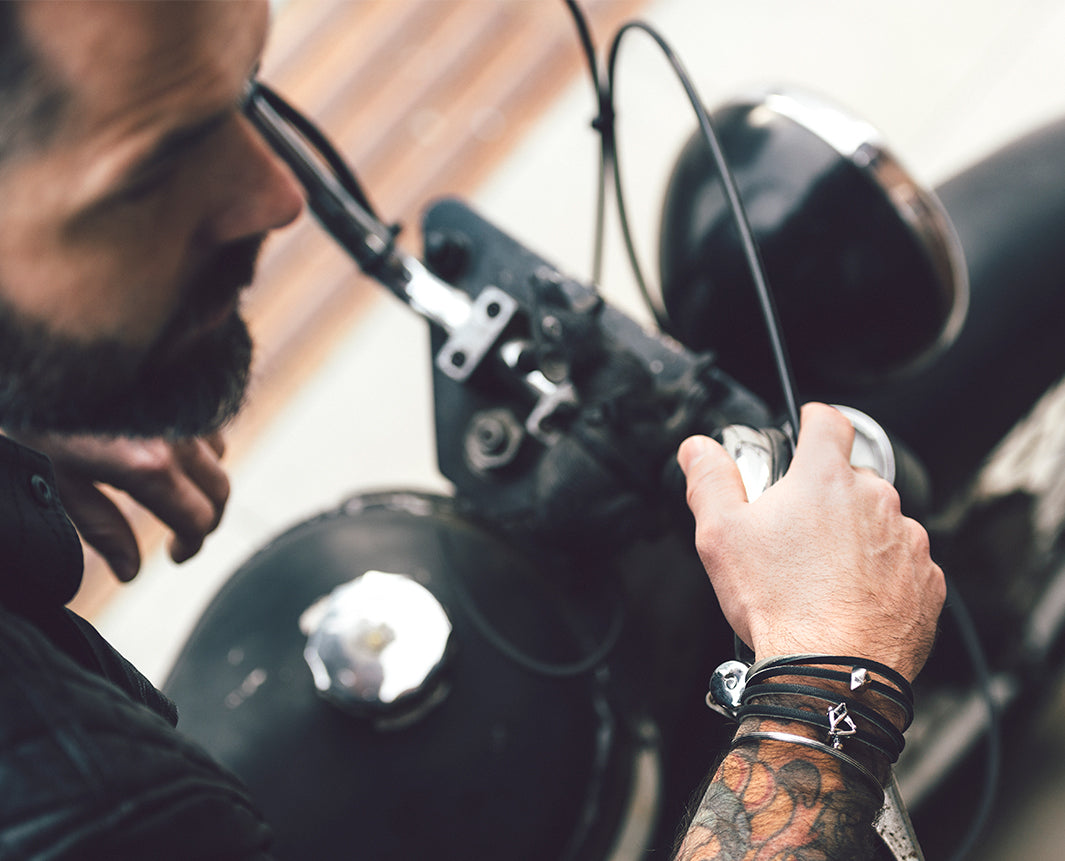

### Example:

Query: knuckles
xmin=876 ymin=479 xmax=903 ymax=514
xmin=905 ymin=517 xmax=932 ymax=558
xmin=122 ymin=439 xmax=182 ymax=482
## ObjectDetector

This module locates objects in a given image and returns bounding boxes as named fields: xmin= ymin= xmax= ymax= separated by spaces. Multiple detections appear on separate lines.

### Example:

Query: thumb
xmin=678 ymin=435 xmax=748 ymax=518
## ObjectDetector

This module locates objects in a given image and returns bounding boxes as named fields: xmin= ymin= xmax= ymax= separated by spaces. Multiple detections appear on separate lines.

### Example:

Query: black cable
xmin=563 ymin=0 xmax=601 ymax=91
xmin=604 ymin=22 xmax=802 ymax=441
xmin=440 ymin=529 xmax=626 ymax=678
xmin=601 ymin=26 xmax=669 ymax=333
xmin=561 ymin=0 xmax=612 ymax=287
xmin=944 ymin=575 xmax=1001 ymax=861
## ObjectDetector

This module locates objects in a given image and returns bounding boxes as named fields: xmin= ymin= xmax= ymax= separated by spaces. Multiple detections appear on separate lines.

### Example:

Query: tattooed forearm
xmin=675 ymin=730 xmax=886 ymax=860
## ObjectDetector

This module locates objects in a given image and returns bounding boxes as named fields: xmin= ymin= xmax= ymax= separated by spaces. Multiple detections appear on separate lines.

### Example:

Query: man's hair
xmin=0 ymin=3 xmax=67 ymax=164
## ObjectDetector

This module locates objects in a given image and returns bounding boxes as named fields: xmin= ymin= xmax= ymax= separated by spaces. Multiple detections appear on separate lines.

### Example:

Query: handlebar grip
xmin=713 ymin=406 xmax=926 ymax=510
xmin=835 ymin=405 xmax=895 ymax=485
xmin=713 ymin=424 xmax=792 ymax=503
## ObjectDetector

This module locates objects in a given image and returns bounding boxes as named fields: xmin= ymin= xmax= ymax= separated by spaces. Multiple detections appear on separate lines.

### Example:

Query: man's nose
xmin=206 ymin=119 xmax=305 ymax=244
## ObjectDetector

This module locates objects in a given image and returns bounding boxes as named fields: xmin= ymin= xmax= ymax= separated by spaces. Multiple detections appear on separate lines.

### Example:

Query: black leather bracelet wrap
xmin=743 ymin=665 xmax=914 ymax=729
xmin=747 ymin=654 xmax=913 ymax=704
xmin=738 ymin=683 xmax=906 ymax=762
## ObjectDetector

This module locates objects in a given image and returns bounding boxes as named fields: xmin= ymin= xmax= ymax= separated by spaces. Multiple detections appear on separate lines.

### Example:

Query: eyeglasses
xmin=242 ymin=79 xmax=401 ymax=279
xmin=241 ymin=79 xmax=486 ymax=342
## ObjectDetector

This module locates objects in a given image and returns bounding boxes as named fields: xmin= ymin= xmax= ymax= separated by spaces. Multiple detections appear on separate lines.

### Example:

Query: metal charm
xmin=706 ymin=660 xmax=750 ymax=718
xmin=827 ymin=702 xmax=858 ymax=749
xmin=850 ymin=666 xmax=871 ymax=691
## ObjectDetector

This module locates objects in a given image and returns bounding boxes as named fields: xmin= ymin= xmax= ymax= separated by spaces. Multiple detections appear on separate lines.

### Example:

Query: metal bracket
xmin=435 ymin=286 xmax=518 ymax=382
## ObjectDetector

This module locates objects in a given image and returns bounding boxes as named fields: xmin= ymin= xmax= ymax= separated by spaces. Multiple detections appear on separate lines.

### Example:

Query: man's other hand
xmin=16 ymin=432 xmax=230 ymax=582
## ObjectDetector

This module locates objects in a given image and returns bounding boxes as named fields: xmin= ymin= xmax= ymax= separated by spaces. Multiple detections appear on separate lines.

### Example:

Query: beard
xmin=0 ymin=237 xmax=262 ymax=438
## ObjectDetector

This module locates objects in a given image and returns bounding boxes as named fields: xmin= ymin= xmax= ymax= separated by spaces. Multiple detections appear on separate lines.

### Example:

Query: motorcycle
xmin=161 ymin=4 xmax=1065 ymax=859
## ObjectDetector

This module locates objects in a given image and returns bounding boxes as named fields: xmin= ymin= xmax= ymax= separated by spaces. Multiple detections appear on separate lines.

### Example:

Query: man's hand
xmin=17 ymin=432 xmax=231 ymax=583
xmin=678 ymin=402 xmax=945 ymax=682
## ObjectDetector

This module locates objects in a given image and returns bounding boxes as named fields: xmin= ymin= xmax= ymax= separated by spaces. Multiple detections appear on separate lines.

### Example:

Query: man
xmin=0 ymin=1 xmax=944 ymax=858
xmin=0 ymin=1 xmax=301 ymax=855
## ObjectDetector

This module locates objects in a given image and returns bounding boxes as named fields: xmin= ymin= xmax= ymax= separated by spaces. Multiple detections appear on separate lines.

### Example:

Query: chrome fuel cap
xmin=300 ymin=570 xmax=452 ymax=727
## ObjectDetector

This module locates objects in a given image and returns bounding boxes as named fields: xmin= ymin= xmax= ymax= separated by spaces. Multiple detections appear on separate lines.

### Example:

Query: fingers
xmin=114 ymin=439 xmax=230 ymax=564
xmin=790 ymin=402 xmax=856 ymax=472
xmin=168 ymin=438 xmax=231 ymax=523
xmin=25 ymin=433 xmax=230 ymax=573
xmin=203 ymin=431 xmax=226 ymax=458
xmin=678 ymin=435 xmax=754 ymax=646
xmin=679 ymin=403 xmax=858 ymax=520
xmin=677 ymin=434 xmax=749 ymax=517
xmin=51 ymin=475 xmax=142 ymax=582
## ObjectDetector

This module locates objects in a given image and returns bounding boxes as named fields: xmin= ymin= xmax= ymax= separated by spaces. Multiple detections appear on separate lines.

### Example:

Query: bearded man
xmin=0 ymin=1 xmax=301 ymax=855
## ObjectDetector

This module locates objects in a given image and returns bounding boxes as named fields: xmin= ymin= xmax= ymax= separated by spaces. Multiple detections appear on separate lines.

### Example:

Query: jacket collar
xmin=0 ymin=435 xmax=83 ymax=612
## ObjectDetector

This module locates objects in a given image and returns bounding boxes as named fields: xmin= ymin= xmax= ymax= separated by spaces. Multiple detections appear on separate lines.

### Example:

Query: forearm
xmin=675 ymin=717 xmax=889 ymax=861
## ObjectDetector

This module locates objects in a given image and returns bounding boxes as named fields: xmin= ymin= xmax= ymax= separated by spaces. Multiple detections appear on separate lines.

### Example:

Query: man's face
xmin=0 ymin=0 xmax=303 ymax=436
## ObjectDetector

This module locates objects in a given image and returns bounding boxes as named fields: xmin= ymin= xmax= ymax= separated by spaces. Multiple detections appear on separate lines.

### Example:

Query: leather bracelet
xmin=741 ymin=682 xmax=907 ymax=755
xmin=731 ymin=730 xmax=886 ymax=804
xmin=747 ymin=654 xmax=913 ymax=704
xmin=743 ymin=665 xmax=914 ymax=727
xmin=735 ymin=703 xmax=900 ymax=763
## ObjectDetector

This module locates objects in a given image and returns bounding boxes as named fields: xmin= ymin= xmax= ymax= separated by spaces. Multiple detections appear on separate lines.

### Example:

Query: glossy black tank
xmin=165 ymin=492 xmax=642 ymax=861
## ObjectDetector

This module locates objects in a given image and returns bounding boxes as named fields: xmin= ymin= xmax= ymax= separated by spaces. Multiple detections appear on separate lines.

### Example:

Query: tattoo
xmin=674 ymin=727 xmax=885 ymax=860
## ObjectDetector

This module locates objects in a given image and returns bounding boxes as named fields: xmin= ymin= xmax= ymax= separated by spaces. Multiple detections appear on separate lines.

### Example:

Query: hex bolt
xmin=424 ymin=230 xmax=471 ymax=282
xmin=465 ymin=409 xmax=524 ymax=472
xmin=541 ymin=315 xmax=563 ymax=340
xmin=474 ymin=416 xmax=509 ymax=456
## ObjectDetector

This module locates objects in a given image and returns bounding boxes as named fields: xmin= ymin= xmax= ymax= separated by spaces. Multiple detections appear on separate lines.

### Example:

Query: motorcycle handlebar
xmin=713 ymin=407 xmax=929 ymax=518
xmin=244 ymin=77 xmax=930 ymax=544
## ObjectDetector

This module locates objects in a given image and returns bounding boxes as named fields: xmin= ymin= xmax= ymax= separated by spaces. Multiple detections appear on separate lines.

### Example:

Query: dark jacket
xmin=0 ymin=436 xmax=273 ymax=859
